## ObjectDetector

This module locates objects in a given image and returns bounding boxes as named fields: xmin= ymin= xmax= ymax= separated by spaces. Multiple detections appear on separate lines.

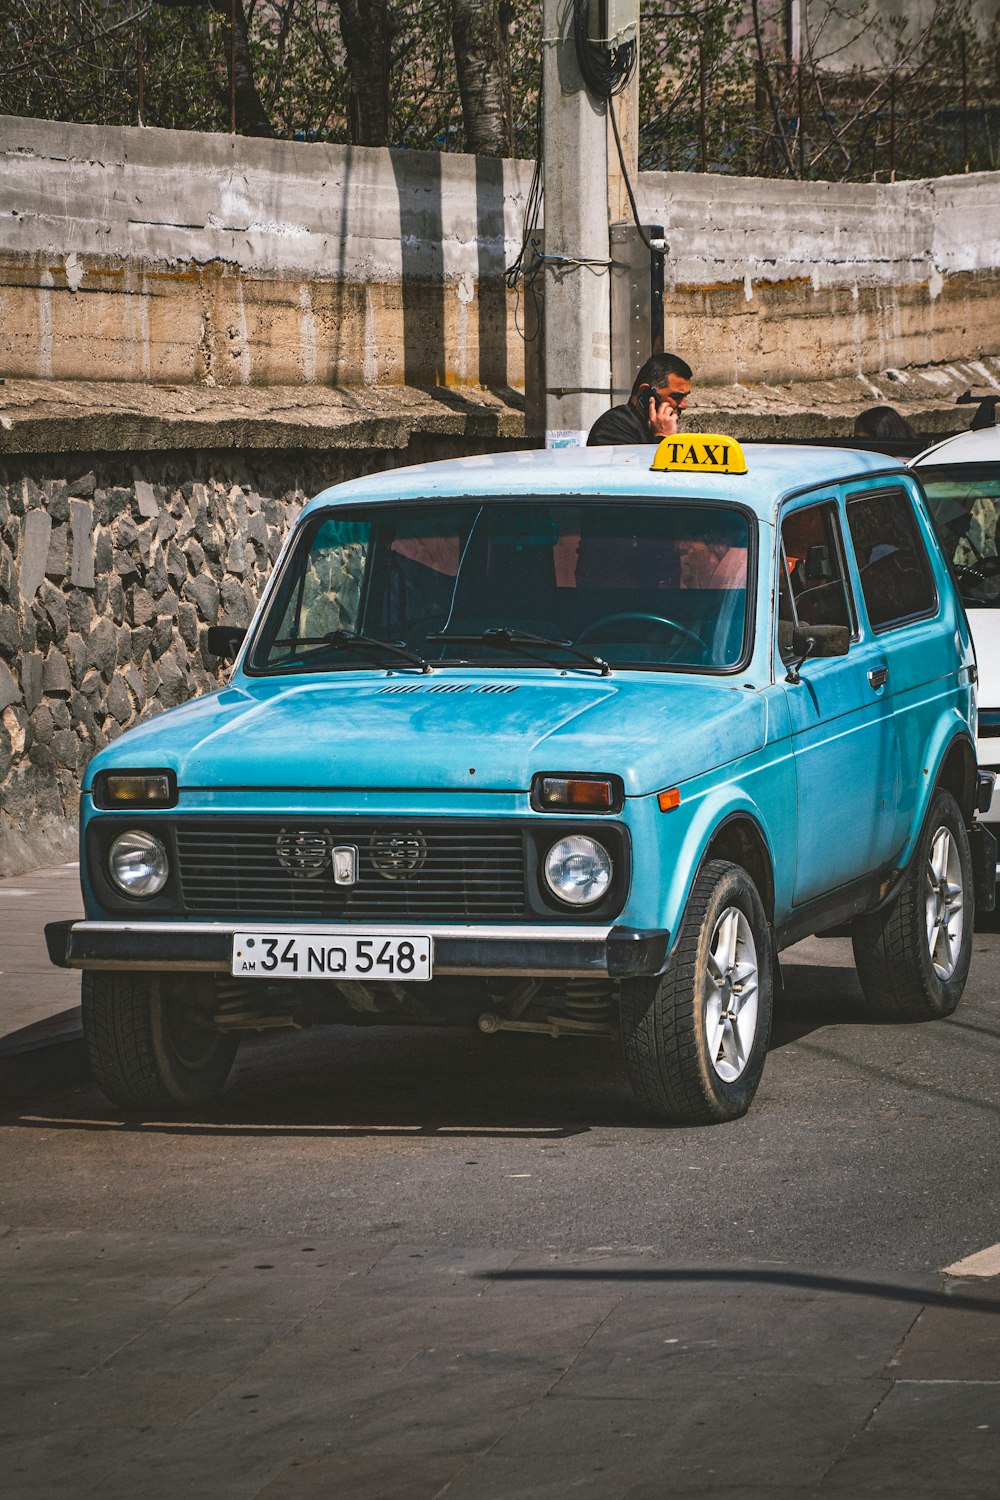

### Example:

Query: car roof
xmin=303 ymin=442 xmax=906 ymax=521
xmin=911 ymin=424 xmax=1000 ymax=467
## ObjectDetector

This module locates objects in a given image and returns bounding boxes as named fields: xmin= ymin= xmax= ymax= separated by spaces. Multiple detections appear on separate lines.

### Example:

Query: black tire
xmin=851 ymin=788 xmax=973 ymax=1021
xmin=620 ymin=859 xmax=774 ymax=1124
xmin=82 ymin=971 xmax=238 ymax=1111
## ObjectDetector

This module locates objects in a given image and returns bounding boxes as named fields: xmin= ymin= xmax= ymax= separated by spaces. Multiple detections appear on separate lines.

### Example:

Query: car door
xmin=778 ymin=495 xmax=901 ymax=905
xmin=843 ymin=480 xmax=950 ymax=852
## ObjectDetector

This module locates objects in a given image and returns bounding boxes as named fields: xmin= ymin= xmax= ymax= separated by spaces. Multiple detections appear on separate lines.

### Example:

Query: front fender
xmin=625 ymin=769 xmax=790 ymax=950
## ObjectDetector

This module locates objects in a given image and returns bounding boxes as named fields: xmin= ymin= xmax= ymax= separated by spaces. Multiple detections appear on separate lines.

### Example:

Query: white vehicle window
xmin=919 ymin=464 xmax=1000 ymax=609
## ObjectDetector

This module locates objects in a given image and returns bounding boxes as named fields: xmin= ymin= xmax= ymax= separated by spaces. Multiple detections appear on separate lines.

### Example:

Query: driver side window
xmin=779 ymin=501 xmax=855 ymax=658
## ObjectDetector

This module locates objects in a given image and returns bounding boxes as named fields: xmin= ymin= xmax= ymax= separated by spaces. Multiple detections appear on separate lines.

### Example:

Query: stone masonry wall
xmin=0 ymin=454 xmax=296 ymax=873
xmin=0 ymin=439 xmax=508 ymax=876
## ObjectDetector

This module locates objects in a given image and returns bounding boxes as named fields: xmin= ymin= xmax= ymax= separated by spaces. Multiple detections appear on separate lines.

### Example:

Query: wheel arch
xmin=935 ymin=731 xmax=977 ymax=823
xmin=895 ymin=722 xmax=978 ymax=875
xmin=701 ymin=812 xmax=776 ymax=922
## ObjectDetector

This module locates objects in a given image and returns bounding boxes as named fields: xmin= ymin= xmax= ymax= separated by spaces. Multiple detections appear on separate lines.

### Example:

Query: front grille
xmin=174 ymin=819 xmax=527 ymax=920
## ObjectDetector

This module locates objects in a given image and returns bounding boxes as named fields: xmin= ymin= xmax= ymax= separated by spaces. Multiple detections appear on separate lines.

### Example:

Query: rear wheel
xmin=82 ymin=971 xmax=238 ymax=1111
xmin=851 ymin=788 xmax=973 ymax=1020
xmin=620 ymin=859 xmax=774 ymax=1124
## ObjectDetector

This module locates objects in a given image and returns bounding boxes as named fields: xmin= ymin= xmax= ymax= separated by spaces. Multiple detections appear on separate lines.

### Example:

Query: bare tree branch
xmin=750 ymin=0 xmax=797 ymax=176
xmin=0 ymin=4 xmax=153 ymax=80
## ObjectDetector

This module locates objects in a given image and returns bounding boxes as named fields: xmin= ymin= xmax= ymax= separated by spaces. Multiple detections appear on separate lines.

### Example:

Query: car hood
xmin=86 ymin=672 xmax=768 ymax=799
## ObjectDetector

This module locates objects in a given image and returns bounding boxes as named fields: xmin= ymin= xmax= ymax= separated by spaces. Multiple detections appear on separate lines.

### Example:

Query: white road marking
xmin=943 ymin=1242 xmax=1000 ymax=1278
xmin=1 ymin=889 xmax=39 ymax=897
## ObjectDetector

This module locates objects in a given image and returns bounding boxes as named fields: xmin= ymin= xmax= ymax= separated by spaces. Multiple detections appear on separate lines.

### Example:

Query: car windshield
xmin=249 ymin=498 xmax=753 ymax=674
xmin=919 ymin=462 xmax=1000 ymax=608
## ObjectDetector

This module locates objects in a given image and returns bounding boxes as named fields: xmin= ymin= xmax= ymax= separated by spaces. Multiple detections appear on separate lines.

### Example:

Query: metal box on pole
xmin=610 ymin=223 xmax=665 ymax=399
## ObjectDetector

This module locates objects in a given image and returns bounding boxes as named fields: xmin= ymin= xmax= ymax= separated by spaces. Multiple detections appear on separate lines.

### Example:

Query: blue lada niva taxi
xmin=47 ymin=436 xmax=996 ymax=1124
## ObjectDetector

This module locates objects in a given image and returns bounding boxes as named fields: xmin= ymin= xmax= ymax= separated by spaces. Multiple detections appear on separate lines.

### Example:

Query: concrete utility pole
xmin=541 ymin=0 xmax=612 ymax=448
xmin=607 ymin=20 xmax=640 ymax=228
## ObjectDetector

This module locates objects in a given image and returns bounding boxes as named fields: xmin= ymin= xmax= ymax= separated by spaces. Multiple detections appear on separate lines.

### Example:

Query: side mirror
xmin=785 ymin=623 xmax=850 ymax=684
xmin=206 ymin=625 xmax=247 ymax=661
xmin=800 ymin=623 xmax=850 ymax=659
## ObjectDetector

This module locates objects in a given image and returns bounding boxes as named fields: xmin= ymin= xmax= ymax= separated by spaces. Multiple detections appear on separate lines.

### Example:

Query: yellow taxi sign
xmin=651 ymin=434 xmax=748 ymax=475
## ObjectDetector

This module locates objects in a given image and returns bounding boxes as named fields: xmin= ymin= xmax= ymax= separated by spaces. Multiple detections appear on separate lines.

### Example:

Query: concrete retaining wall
xmin=638 ymin=172 xmax=1000 ymax=386
xmin=2 ymin=116 xmax=999 ymax=394
xmin=0 ymin=117 xmax=527 ymax=393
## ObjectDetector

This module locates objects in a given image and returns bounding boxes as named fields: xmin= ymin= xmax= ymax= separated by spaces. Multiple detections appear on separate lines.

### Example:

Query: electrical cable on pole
xmin=575 ymin=4 xmax=664 ymax=262
xmin=572 ymin=0 xmax=636 ymax=97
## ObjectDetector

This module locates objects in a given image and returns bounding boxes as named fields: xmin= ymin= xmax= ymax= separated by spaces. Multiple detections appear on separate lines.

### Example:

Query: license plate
xmin=231 ymin=931 xmax=433 ymax=981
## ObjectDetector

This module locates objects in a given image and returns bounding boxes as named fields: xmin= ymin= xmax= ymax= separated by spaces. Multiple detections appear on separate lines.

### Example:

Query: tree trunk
xmin=337 ymin=0 xmax=396 ymax=146
xmin=155 ymin=0 xmax=273 ymax=137
xmin=226 ymin=0 xmax=274 ymax=137
xmin=451 ymin=0 xmax=514 ymax=157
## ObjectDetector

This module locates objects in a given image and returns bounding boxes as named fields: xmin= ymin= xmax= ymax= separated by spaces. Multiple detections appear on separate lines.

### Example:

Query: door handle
xmin=868 ymin=666 xmax=889 ymax=690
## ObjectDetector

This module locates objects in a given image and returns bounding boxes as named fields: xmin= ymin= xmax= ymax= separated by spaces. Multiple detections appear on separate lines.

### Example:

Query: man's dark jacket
xmin=587 ymin=401 xmax=650 ymax=446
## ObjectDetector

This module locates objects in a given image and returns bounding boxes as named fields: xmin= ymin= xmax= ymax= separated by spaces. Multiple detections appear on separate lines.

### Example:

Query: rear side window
xmin=846 ymin=489 xmax=936 ymax=631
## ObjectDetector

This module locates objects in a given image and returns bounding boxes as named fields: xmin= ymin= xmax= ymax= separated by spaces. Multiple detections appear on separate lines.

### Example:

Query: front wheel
xmin=620 ymin=859 xmax=774 ymax=1124
xmin=851 ymin=788 xmax=973 ymax=1020
xmin=82 ymin=971 xmax=238 ymax=1111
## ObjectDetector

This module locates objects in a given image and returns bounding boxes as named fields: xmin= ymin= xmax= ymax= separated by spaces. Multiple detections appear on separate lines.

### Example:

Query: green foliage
xmin=0 ymin=2 xmax=226 ymax=131
xmin=0 ymin=0 xmax=994 ymax=178
xmin=637 ymin=0 xmax=999 ymax=179
xmin=639 ymin=0 xmax=756 ymax=174
xmin=390 ymin=0 xmax=466 ymax=151
xmin=246 ymin=1 xmax=349 ymax=142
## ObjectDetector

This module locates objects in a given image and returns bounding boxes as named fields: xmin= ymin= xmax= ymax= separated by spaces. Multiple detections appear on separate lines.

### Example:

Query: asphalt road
xmin=4 ymin=928 xmax=1000 ymax=1269
xmin=2 ymin=924 xmax=999 ymax=1498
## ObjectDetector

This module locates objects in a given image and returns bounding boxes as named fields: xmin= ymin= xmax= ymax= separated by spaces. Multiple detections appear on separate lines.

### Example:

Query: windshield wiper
xmin=428 ymin=626 xmax=611 ymax=676
xmin=274 ymin=630 xmax=432 ymax=673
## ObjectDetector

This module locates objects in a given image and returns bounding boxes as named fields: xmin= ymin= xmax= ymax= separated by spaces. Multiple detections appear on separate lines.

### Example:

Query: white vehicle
xmin=913 ymin=411 xmax=1000 ymax=860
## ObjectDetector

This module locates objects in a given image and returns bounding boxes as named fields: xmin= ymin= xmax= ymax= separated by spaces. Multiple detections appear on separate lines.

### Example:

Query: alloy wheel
xmin=925 ymin=826 xmax=965 ymax=980
xmin=705 ymin=905 xmax=759 ymax=1082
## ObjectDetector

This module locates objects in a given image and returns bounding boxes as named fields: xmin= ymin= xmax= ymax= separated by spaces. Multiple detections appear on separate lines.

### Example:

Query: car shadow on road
xmin=770 ymin=956 xmax=870 ymax=1047
xmin=8 ymin=945 xmax=995 ymax=1133
xmin=5 ymin=1025 xmax=645 ymax=1137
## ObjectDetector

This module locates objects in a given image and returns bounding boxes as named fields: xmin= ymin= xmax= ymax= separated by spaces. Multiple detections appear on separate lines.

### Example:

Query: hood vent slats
xmin=376 ymin=683 xmax=519 ymax=696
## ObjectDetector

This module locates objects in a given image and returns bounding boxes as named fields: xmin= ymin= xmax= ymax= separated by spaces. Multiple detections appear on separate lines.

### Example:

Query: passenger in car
xmin=676 ymin=535 xmax=747 ymax=591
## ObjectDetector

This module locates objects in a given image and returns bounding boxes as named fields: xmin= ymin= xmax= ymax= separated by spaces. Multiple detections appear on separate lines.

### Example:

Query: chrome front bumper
xmin=45 ymin=920 xmax=672 ymax=980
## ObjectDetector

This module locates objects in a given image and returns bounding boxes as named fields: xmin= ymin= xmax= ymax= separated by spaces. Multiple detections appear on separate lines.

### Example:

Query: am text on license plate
xmin=231 ymin=932 xmax=432 ymax=981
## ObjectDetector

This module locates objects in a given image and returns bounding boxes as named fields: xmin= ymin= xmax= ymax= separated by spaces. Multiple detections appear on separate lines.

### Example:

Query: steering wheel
xmin=955 ymin=557 xmax=1000 ymax=588
xmin=575 ymin=612 xmax=711 ymax=663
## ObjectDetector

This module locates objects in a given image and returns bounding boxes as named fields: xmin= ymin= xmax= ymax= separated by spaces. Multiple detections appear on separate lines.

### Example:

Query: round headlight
xmin=108 ymin=830 xmax=169 ymax=898
xmin=543 ymin=836 xmax=612 ymax=907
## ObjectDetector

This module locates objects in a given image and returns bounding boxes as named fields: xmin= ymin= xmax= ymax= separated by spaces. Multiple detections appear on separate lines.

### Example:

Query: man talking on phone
xmin=587 ymin=352 xmax=692 ymax=446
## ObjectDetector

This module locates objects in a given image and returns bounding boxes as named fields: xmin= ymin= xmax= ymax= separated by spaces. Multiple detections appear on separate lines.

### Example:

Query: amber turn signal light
xmin=97 ymin=771 xmax=176 ymax=808
xmin=532 ymin=775 xmax=623 ymax=813
xmin=657 ymin=788 xmax=681 ymax=812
